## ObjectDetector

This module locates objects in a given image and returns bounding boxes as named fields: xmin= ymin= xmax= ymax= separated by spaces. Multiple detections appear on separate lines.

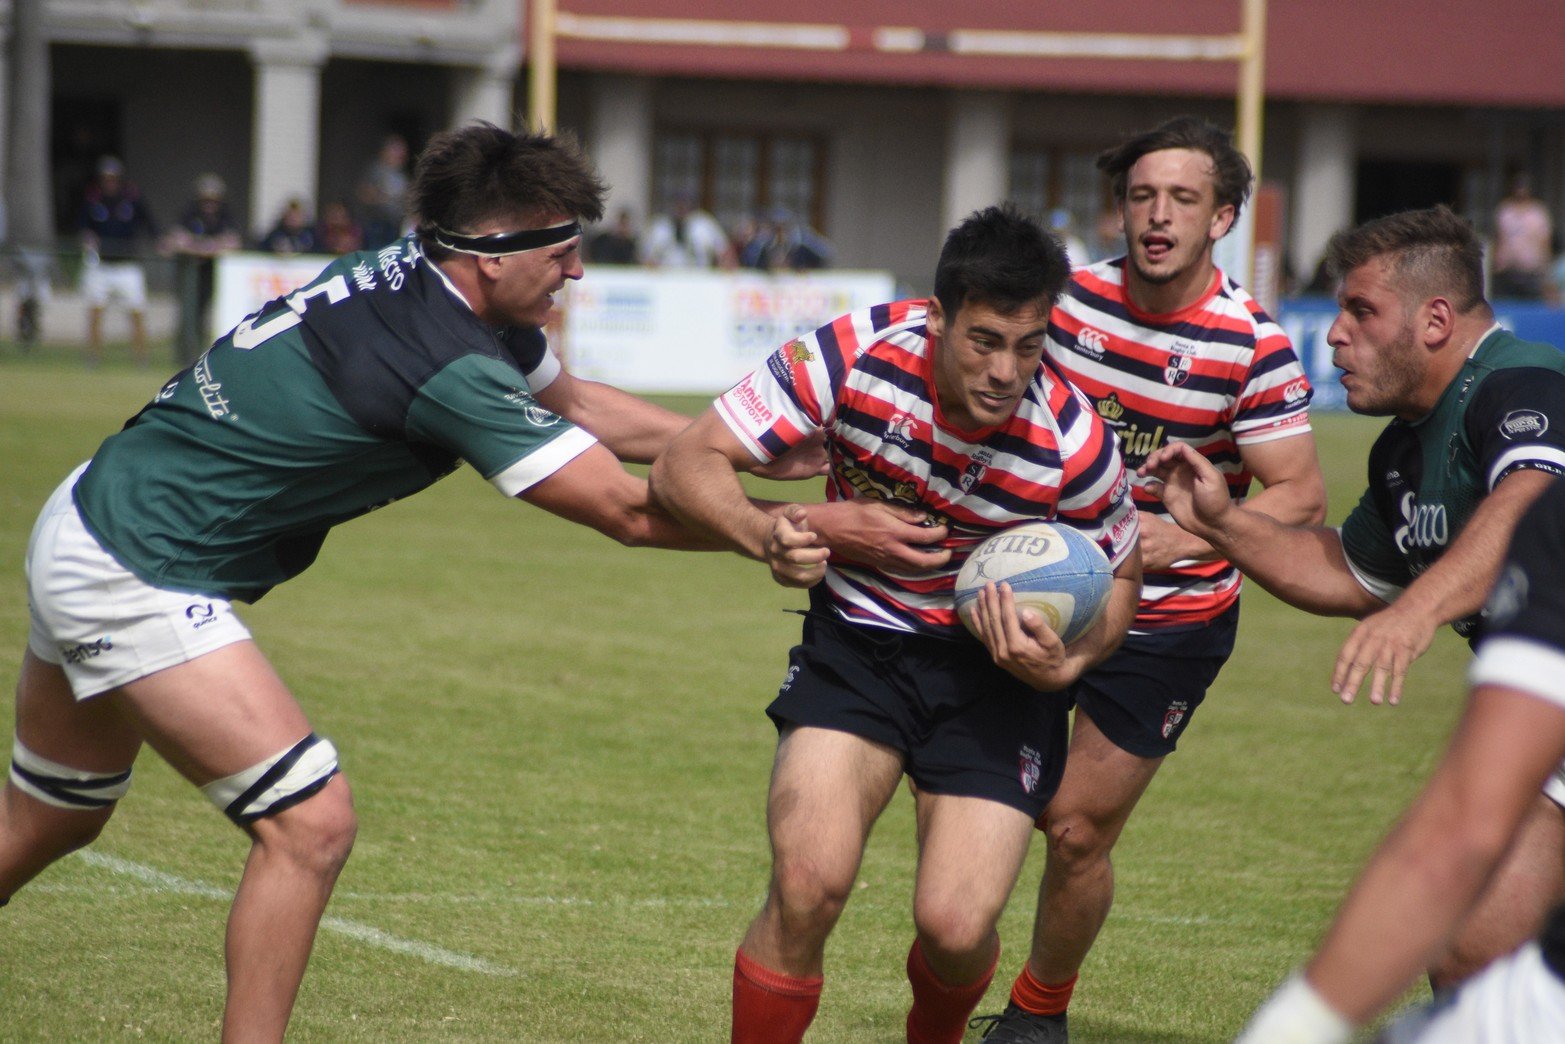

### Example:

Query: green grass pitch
xmin=0 ymin=353 xmax=1463 ymax=1040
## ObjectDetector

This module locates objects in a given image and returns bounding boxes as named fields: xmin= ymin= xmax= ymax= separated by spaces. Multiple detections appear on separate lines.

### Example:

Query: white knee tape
xmin=201 ymin=733 xmax=340 ymax=825
xmin=10 ymin=738 xmax=132 ymax=810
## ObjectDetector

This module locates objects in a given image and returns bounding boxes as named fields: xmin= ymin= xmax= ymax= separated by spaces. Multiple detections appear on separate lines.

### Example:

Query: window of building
xmin=653 ymin=130 xmax=827 ymax=236
xmin=1009 ymin=145 xmax=1109 ymax=258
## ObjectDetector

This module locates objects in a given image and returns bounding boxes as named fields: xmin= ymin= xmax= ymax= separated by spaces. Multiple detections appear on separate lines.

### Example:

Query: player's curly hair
xmin=1323 ymin=205 xmax=1488 ymax=313
xmin=933 ymin=205 xmax=1071 ymax=318
xmin=1097 ymin=116 xmax=1253 ymax=220
xmin=411 ymin=122 xmax=606 ymax=259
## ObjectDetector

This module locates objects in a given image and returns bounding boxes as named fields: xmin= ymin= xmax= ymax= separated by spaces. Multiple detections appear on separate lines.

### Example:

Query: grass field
xmin=0 ymin=351 xmax=1468 ymax=1041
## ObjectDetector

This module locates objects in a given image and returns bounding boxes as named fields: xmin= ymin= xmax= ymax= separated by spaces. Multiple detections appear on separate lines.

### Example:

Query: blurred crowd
xmin=586 ymin=192 xmax=835 ymax=273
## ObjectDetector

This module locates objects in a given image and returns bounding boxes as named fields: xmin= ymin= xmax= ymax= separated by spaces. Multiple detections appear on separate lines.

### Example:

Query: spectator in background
xmin=737 ymin=207 xmax=833 ymax=272
xmin=164 ymin=173 xmax=242 ymax=366
xmin=356 ymin=133 xmax=411 ymax=250
xmin=1493 ymin=171 xmax=1554 ymax=300
xmin=79 ymin=155 xmax=156 ymax=368
xmin=640 ymin=191 xmax=736 ymax=269
xmin=316 ymin=200 xmax=363 ymax=256
xmin=587 ymin=208 xmax=639 ymax=264
xmin=1049 ymin=207 xmax=1090 ymax=269
xmin=259 ymin=198 xmax=319 ymax=256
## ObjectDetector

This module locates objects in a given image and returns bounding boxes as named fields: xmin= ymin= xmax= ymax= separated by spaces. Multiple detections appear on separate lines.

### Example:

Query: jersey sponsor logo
xmin=524 ymin=405 xmax=560 ymax=427
xmin=1116 ymin=422 xmax=1167 ymax=465
xmin=376 ymin=243 xmax=408 ymax=290
xmin=958 ymin=447 xmax=994 ymax=493
xmin=1018 ymin=744 xmax=1043 ymax=794
xmin=351 ymin=261 xmax=377 ymax=292
xmin=1096 ymin=393 xmax=1126 ymax=423
xmin=1283 ymin=379 xmax=1309 ymax=404
xmin=1075 ymin=326 xmax=1108 ymax=359
xmin=61 ymin=636 xmax=113 ymax=664
xmin=778 ymin=664 xmax=800 ymax=693
xmin=193 ymin=355 xmax=232 ymax=419
xmin=184 ymin=602 xmax=220 ymax=630
xmin=784 ymin=340 xmax=815 ymax=365
xmin=1484 ymin=562 xmax=1530 ymax=629
xmin=884 ymin=410 xmax=917 ymax=450
xmin=732 ymin=376 xmax=774 ymax=427
xmin=766 ymin=353 xmax=796 ymax=387
xmin=1393 ymin=491 xmax=1450 ymax=554
xmin=1500 ymin=409 xmax=1549 ymax=440
xmin=1161 ymin=700 xmax=1190 ymax=739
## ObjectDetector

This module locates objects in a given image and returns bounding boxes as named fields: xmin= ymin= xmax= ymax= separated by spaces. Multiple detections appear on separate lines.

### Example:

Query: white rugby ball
xmin=954 ymin=521 xmax=1113 ymax=644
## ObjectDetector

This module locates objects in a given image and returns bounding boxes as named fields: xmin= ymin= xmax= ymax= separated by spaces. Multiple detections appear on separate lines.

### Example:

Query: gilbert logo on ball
xmin=954 ymin=521 xmax=1113 ymax=644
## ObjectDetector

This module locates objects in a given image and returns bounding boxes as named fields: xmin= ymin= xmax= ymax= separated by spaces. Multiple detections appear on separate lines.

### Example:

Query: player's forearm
xmin=551 ymin=378 xmax=691 ymax=464
xmin=1063 ymin=570 xmax=1141 ymax=677
xmin=1200 ymin=513 xmax=1377 ymax=616
xmin=649 ymin=445 xmax=775 ymax=560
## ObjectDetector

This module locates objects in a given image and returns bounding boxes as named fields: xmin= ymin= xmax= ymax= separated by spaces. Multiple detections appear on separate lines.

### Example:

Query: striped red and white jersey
xmin=716 ymin=298 xmax=1138 ymax=638
xmin=1047 ymin=258 xmax=1312 ymax=631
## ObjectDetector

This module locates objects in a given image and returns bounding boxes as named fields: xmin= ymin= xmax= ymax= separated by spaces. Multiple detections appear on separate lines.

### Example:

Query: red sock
xmin=731 ymin=949 xmax=823 ymax=1044
xmin=905 ymin=938 xmax=998 ymax=1044
xmin=1009 ymin=964 xmax=1077 ymax=1016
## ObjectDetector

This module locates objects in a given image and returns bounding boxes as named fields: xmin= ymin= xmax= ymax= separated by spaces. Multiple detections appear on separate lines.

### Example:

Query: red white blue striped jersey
xmin=1047 ymin=259 xmax=1312 ymax=631
xmin=716 ymin=298 xmax=1138 ymax=638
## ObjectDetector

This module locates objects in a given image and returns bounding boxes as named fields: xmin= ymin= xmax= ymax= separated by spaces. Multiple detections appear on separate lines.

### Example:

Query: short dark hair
xmin=933 ymin=205 xmax=1071 ymax=319
xmin=1097 ymin=116 xmax=1253 ymax=219
xmin=412 ymin=122 xmax=606 ymax=259
xmin=1323 ymin=205 xmax=1487 ymax=313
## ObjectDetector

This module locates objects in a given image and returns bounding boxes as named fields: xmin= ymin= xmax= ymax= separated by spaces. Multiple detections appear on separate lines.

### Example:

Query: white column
xmin=1290 ymin=105 xmax=1357 ymax=283
xmin=248 ymin=36 xmax=326 ymax=236
xmin=942 ymin=91 xmax=1011 ymax=235
xmin=452 ymin=46 xmax=521 ymax=130
xmin=586 ymin=74 xmax=653 ymax=225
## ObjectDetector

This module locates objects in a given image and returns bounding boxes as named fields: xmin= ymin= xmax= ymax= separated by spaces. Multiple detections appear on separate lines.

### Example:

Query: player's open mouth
xmin=1142 ymin=235 xmax=1174 ymax=262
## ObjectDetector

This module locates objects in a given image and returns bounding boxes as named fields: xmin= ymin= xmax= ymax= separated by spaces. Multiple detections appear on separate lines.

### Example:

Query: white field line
xmin=73 ymin=850 xmax=516 ymax=977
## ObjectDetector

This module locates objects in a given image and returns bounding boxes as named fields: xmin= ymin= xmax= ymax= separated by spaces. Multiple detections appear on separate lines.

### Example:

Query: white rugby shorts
xmin=26 ymin=464 xmax=251 ymax=699
xmin=81 ymin=260 xmax=148 ymax=309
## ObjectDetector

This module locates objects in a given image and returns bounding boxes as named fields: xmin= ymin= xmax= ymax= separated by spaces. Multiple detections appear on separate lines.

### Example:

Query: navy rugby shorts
xmin=767 ymin=610 xmax=1069 ymax=818
xmin=1071 ymin=603 xmax=1239 ymax=759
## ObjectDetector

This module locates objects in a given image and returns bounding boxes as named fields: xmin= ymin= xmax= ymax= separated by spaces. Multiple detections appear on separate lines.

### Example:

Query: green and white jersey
xmin=1339 ymin=325 xmax=1565 ymax=636
xmin=74 ymin=236 xmax=595 ymax=602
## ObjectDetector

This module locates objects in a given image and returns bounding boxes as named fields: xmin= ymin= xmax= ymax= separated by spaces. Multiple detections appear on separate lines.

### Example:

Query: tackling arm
xmin=531 ymin=369 xmax=688 ymax=465
xmin=649 ymin=408 xmax=830 ymax=587
xmin=1141 ymin=441 xmax=1379 ymax=615
xmin=1137 ymin=431 xmax=1327 ymax=570
xmin=518 ymin=440 xmax=725 ymax=551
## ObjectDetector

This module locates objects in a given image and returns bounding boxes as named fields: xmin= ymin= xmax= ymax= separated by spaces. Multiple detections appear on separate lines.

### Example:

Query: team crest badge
xmin=1018 ymin=745 xmax=1043 ymax=794
xmin=1161 ymin=700 xmax=1190 ymax=739
xmin=1163 ymin=354 xmax=1192 ymax=387
xmin=784 ymin=340 xmax=815 ymax=364
xmin=959 ymin=448 xmax=995 ymax=493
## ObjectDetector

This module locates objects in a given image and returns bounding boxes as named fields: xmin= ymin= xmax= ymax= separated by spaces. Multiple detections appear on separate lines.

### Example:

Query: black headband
xmin=430 ymin=220 xmax=582 ymax=256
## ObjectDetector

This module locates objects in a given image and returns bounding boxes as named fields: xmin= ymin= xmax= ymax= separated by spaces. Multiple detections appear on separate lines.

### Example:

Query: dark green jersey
xmin=73 ymin=236 xmax=594 ymax=602
xmin=1339 ymin=326 xmax=1565 ymax=636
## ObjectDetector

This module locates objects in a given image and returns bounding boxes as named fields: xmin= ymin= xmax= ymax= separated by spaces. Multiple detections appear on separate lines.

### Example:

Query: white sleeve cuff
xmin=487 ymin=426 xmax=598 ymax=497
xmin=1337 ymin=528 xmax=1404 ymax=604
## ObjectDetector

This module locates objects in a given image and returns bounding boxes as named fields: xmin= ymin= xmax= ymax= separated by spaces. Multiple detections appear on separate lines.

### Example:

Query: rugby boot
xmin=968 ymin=1004 xmax=1068 ymax=1042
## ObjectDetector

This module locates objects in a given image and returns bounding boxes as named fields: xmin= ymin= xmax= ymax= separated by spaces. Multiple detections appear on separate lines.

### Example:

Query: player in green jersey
xmin=0 ymin=122 xmax=903 ymax=1041
xmin=1144 ymin=205 xmax=1565 ymax=1028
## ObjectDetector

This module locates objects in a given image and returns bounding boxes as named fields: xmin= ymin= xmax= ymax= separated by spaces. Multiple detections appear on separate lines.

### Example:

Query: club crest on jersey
xmin=1163 ymin=354 xmax=1192 ymax=387
xmin=959 ymin=448 xmax=995 ymax=493
xmin=1018 ymin=744 xmax=1043 ymax=794
xmin=1500 ymin=409 xmax=1549 ymax=440
xmin=1162 ymin=700 xmax=1190 ymax=739
xmin=784 ymin=340 xmax=815 ymax=364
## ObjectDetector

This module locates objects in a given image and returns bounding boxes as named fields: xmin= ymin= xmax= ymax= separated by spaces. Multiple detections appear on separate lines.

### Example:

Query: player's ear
xmin=1209 ymin=203 xmax=1236 ymax=242
xmin=926 ymin=296 xmax=946 ymax=338
xmin=1421 ymin=295 xmax=1456 ymax=346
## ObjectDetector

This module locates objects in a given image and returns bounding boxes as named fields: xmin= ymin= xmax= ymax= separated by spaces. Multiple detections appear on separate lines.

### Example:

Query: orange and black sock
xmin=905 ymin=938 xmax=998 ymax=1044
xmin=731 ymin=949 xmax=823 ymax=1044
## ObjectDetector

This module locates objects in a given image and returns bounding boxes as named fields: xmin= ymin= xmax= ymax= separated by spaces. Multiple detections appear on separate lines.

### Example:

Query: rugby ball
xmin=954 ymin=521 xmax=1113 ymax=644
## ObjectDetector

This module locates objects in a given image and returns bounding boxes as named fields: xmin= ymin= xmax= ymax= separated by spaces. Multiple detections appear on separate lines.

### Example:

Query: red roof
xmin=546 ymin=1 xmax=1565 ymax=108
